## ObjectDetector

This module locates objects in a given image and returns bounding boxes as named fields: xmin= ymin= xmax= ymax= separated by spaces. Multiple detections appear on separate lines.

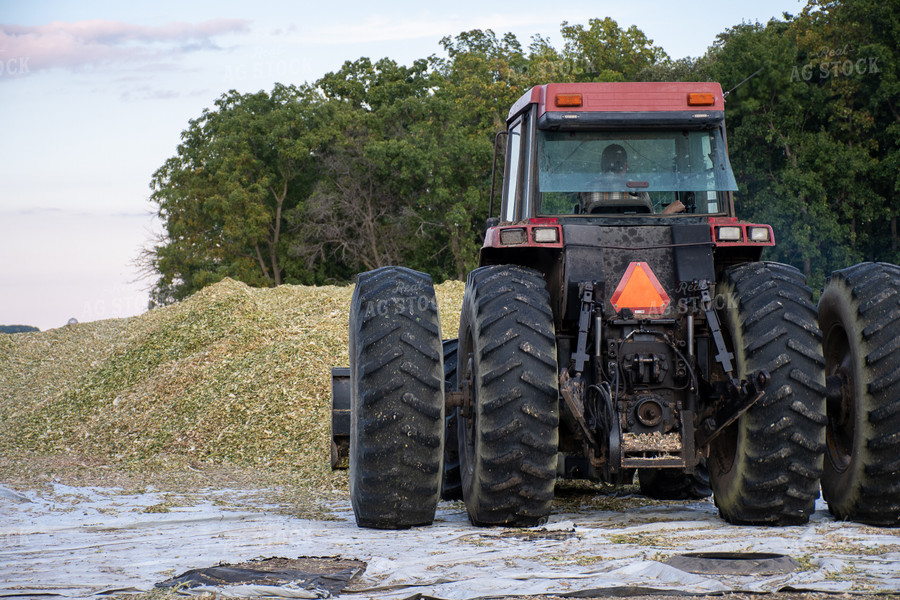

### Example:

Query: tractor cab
xmin=497 ymin=83 xmax=739 ymax=222
xmin=483 ymin=82 xmax=774 ymax=276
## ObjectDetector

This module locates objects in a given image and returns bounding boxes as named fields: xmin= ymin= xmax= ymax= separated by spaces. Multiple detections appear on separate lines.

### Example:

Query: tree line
xmin=145 ymin=0 xmax=899 ymax=303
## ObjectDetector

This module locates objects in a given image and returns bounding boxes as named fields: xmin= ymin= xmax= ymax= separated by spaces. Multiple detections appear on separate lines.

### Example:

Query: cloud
xmin=120 ymin=86 xmax=181 ymax=101
xmin=118 ymin=85 xmax=211 ymax=102
xmin=1 ymin=206 xmax=150 ymax=219
xmin=271 ymin=23 xmax=298 ymax=36
xmin=0 ymin=18 xmax=251 ymax=75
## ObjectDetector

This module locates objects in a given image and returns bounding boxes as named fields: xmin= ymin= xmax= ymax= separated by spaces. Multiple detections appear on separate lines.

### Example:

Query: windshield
xmin=536 ymin=128 xmax=737 ymax=216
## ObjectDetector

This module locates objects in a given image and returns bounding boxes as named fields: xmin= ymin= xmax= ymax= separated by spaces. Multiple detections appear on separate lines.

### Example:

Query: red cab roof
xmin=508 ymin=82 xmax=726 ymax=121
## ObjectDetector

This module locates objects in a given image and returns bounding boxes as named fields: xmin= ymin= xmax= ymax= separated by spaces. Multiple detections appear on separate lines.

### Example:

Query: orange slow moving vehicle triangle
xmin=610 ymin=262 xmax=670 ymax=315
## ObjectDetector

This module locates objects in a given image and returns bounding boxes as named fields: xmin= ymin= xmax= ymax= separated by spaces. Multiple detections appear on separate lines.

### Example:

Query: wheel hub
xmin=825 ymin=365 xmax=854 ymax=472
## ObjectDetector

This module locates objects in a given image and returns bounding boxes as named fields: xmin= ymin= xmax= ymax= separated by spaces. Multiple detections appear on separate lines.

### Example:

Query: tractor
xmin=331 ymin=82 xmax=900 ymax=529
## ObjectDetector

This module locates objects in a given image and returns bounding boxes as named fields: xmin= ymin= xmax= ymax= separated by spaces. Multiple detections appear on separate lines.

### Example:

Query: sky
xmin=0 ymin=0 xmax=807 ymax=331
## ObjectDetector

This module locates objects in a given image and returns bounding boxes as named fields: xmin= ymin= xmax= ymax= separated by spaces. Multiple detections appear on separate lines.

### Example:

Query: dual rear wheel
xmin=455 ymin=265 xmax=560 ymax=526
xmin=709 ymin=262 xmax=826 ymax=525
xmin=818 ymin=263 xmax=900 ymax=526
xmin=347 ymin=264 xmax=560 ymax=528
xmin=348 ymin=267 xmax=445 ymax=529
xmin=710 ymin=261 xmax=900 ymax=527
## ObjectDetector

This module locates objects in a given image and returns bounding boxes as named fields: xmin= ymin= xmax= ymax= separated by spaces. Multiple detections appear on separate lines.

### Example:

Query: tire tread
xmin=458 ymin=265 xmax=559 ymax=527
xmin=709 ymin=262 xmax=825 ymax=526
xmin=349 ymin=266 xmax=444 ymax=529
xmin=820 ymin=262 xmax=900 ymax=526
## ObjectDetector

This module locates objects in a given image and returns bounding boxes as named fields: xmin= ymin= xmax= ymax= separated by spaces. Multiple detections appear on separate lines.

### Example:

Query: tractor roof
xmin=508 ymin=82 xmax=726 ymax=129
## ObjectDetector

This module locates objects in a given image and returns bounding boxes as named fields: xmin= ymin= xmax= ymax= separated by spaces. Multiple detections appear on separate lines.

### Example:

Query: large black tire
xmin=818 ymin=262 xmax=900 ymax=526
xmin=457 ymin=265 xmax=559 ymax=527
xmin=441 ymin=338 xmax=463 ymax=501
xmin=638 ymin=461 xmax=711 ymax=500
xmin=709 ymin=262 xmax=826 ymax=525
xmin=348 ymin=266 xmax=444 ymax=529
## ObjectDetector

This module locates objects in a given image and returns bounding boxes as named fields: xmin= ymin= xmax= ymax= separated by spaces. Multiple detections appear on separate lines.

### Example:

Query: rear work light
xmin=485 ymin=222 xmax=563 ymax=250
xmin=711 ymin=222 xmax=775 ymax=245
xmin=555 ymin=93 xmax=583 ymax=107
xmin=748 ymin=226 xmax=771 ymax=242
xmin=687 ymin=92 xmax=715 ymax=106
xmin=499 ymin=228 xmax=527 ymax=245
xmin=716 ymin=226 xmax=743 ymax=242
xmin=533 ymin=227 xmax=559 ymax=243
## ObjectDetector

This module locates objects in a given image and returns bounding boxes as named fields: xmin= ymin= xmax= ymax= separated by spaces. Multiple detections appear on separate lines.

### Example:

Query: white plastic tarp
xmin=1 ymin=483 xmax=899 ymax=598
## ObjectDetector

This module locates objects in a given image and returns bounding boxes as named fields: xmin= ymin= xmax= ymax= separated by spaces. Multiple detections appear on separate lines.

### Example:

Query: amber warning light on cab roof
xmin=555 ymin=93 xmax=582 ymax=107
xmin=687 ymin=92 xmax=716 ymax=106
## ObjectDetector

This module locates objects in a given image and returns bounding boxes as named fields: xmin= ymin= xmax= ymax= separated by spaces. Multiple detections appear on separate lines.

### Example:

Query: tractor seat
xmin=583 ymin=191 xmax=653 ymax=214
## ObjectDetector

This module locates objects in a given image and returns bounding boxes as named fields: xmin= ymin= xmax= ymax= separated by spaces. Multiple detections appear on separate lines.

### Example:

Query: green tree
xmin=560 ymin=18 xmax=670 ymax=81
xmin=698 ymin=2 xmax=899 ymax=289
xmin=288 ymin=58 xmax=438 ymax=275
xmin=422 ymin=30 xmax=532 ymax=278
xmin=147 ymin=84 xmax=323 ymax=303
xmin=704 ymin=18 xmax=846 ymax=282
xmin=800 ymin=0 xmax=900 ymax=263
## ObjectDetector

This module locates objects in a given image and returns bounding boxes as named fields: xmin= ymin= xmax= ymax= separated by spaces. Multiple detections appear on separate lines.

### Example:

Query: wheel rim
xmin=710 ymin=288 xmax=741 ymax=479
xmin=823 ymin=324 xmax=855 ymax=474
xmin=710 ymin=421 xmax=738 ymax=475
xmin=458 ymin=331 xmax=478 ymax=488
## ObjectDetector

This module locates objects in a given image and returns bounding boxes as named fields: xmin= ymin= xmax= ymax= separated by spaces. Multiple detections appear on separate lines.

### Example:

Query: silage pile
xmin=0 ymin=277 xmax=465 ymax=486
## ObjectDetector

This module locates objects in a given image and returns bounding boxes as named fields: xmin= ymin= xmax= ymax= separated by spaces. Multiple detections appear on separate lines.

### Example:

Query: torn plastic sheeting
xmin=0 ymin=485 xmax=31 ymax=504
xmin=665 ymin=553 xmax=799 ymax=575
xmin=346 ymin=557 xmax=737 ymax=599
xmin=177 ymin=584 xmax=327 ymax=598
xmin=156 ymin=557 xmax=364 ymax=596
xmin=333 ymin=512 xmax=900 ymax=599
xmin=359 ymin=585 xmax=701 ymax=600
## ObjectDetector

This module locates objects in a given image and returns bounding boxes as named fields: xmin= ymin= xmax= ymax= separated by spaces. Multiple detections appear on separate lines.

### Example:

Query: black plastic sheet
xmin=156 ymin=557 xmax=365 ymax=596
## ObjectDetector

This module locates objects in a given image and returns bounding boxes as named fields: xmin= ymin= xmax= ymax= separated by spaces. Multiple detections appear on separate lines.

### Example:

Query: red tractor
xmin=331 ymin=82 xmax=900 ymax=529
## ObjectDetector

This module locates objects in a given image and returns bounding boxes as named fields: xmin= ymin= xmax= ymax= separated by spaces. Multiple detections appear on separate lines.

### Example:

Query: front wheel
xmin=818 ymin=262 xmax=900 ymax=526
xmin=457 ymin=265 xmax=559 ymax=527
xmin=709 ymin=262 xmax=826 ymax=525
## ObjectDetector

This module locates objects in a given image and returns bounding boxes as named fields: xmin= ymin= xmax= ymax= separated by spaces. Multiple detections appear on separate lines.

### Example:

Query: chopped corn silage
xmin=0 ymin=277 xmax=465 ymax=489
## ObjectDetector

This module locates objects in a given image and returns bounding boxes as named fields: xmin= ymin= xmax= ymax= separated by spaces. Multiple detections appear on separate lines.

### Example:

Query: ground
xmin=2 ymin=456 xmax=898 ymax=600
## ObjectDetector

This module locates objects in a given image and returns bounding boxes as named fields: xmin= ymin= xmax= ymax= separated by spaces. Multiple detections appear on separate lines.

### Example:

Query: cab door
xmin=500 ymin=108 xmax=536 ymax=222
